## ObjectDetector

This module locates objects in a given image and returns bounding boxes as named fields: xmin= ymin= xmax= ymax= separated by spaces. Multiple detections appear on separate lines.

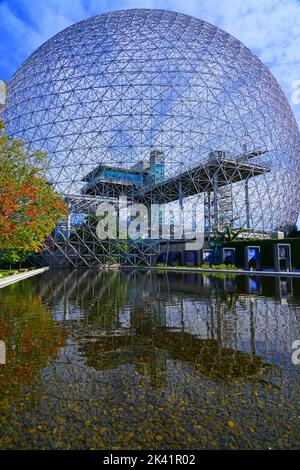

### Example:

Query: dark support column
xmin=66 ymin=203 xmax=71 ymax=239
xmin=179 ymin=181 xmax=185 ymax=240
xmin=205 ymin=191 xmax=212 ymax=233
xmin=213 ymin=173 xmax=219 ymax=230
xmin=148 ymin=204 xmax=152 ymax=239
xmin=245 ymin=179 xmax=250 ymax=230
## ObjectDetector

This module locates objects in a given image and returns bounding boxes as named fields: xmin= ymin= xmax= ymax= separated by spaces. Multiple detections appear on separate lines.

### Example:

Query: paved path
xmin=0 ymin=267 xmax=49 ymax=289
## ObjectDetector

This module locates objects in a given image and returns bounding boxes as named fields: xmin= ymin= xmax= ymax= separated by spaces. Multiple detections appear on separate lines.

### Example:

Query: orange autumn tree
xmin=0 ymin=121 xmax=67 ymax=258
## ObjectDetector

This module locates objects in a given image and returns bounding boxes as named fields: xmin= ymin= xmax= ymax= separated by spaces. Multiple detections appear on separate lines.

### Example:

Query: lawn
xmin=0 ymin=270 xmax=20 ymax=279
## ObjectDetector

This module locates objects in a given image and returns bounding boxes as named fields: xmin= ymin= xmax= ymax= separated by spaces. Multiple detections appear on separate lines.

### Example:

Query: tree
xmin=287 ymin=224 xmax=300 ymax=238
xmin=209 ymin=220 xmax=245 ymax=264
xmin=212 ymin=224 xmax=245 ymax=243
xmin=0 ymin=121 xmax=68 ymax=253
xmin=1 ymin=248 xmax=33 ymax=269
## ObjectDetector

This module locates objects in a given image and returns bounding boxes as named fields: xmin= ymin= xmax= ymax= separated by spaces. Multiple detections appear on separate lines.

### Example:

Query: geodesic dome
xmin=3 ymin=9 xmax=300 ymax=266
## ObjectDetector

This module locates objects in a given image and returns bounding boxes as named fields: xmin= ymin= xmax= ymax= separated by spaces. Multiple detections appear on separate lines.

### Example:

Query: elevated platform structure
xmin=82 ymin=150 xmax=269 ymax=205
xmin=82 ymin=149 xmax=269 ymax=234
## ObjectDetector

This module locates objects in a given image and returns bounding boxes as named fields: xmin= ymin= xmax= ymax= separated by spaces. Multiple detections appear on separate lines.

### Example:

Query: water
xmin=0 ymin=269 xmax=300 ymax=449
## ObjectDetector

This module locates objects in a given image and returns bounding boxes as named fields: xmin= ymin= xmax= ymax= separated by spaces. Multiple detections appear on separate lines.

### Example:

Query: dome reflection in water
xmin=0 ymin=270 xmax=300 ymax=449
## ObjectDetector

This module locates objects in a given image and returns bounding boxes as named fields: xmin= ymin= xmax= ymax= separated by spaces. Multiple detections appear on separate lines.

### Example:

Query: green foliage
xmin=0 ymin=121 xmax=68 ymax=252
xmin=154 ymin=264 xmax=239 ymax=271
xmin=286 ymin=224 xmax=299 ymax=238
xmin=208 ymin=264 xmax=239 ymax=270
xmin=211 ymin=224 xmax=245 ymax=244
xmin=0 ymin=248 xmax=33 ymax=268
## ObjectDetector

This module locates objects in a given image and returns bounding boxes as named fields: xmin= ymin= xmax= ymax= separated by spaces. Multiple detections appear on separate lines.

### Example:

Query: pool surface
xmin=0 ymin=269 xmax=299 ymax=449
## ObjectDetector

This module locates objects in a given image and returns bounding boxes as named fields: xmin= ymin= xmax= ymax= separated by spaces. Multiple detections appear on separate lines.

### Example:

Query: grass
xmin=0 ymin=270 xmax=19 ymax=279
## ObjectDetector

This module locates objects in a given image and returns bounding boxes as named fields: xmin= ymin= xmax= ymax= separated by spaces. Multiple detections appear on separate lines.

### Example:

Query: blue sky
xmin=1 ymin=0 xmax=300 ymax=127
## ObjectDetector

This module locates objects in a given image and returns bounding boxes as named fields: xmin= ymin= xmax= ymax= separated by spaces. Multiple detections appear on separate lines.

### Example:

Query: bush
xmin=208 ymin=264 xmax=239 ymax=270
xmin=153 ymin=263 xmax=240 ymax=271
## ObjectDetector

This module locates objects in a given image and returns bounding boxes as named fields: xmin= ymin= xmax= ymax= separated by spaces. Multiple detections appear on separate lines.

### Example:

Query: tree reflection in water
xmin=0 ymin=280 xmax=66 ymax=412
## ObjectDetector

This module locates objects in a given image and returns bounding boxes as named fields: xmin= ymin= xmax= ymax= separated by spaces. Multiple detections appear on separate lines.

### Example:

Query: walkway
xmin=0 ymin=267 xmax=49 ymax=289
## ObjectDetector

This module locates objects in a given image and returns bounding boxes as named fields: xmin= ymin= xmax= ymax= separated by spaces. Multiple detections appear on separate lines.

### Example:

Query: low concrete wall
xmin=0 ymin=267 xmax=49 ymax=289
xmin=144 ymin=266 xmax=300 ymax=277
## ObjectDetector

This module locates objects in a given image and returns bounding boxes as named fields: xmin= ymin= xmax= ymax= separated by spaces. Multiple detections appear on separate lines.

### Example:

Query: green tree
xmin=0 ymin=121 xmax=67 ymax=253
xmin=209 ymin=221 xmax=245 ymax=264
xmin=212 ymin=224 xmax=245 ymax=243
xmin=1 ymin=248 xmax=33 ymax=269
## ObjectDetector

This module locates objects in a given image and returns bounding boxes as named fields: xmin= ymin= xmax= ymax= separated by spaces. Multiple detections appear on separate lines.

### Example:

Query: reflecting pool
xmin=0 ymin=270 xmax=300 ymax=449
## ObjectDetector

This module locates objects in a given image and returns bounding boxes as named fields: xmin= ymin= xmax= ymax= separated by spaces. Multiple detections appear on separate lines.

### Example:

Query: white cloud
xmin=1 ymin=0 xmax=299 ymax=124
xmin=164 ymin=0 xmax=300 ymax=124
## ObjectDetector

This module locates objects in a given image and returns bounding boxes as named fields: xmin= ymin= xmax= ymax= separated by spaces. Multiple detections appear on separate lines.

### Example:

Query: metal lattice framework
xmin=3 ymin=9 xmax=300 ymax=267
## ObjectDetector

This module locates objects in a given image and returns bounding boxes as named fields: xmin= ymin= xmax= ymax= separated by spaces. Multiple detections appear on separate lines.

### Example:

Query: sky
xmin=0 ymin=0 xmax=300 ymax=125
xmin=0 ymin=0 xmax=300 ymax=222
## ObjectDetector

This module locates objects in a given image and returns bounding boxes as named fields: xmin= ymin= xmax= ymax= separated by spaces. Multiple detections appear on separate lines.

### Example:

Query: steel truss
xmin=3 ymin=9 xmax=300 ymax=267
